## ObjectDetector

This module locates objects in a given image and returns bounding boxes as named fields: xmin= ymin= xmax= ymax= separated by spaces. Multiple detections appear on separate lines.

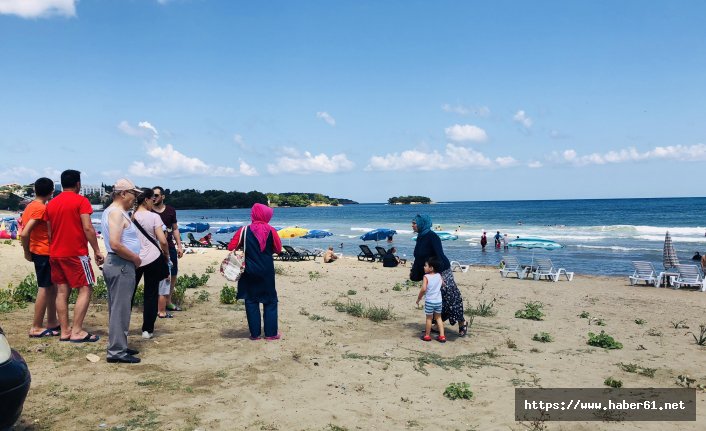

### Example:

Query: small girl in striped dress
xmin=416 ymin=256 xmax=446 ymax=343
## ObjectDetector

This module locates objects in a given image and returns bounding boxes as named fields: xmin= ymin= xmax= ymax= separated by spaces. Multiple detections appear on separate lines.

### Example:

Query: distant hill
xmin=388 ymin=195 xmax=432 ymax=205
xmin=268 ymin=193 xmax=359 ymax=207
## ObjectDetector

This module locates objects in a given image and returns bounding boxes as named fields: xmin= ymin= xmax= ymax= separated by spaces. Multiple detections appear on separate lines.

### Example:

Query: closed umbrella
xmin=412 ymin=231 xmax=458 ymax=241
xmin=662 ymin=231 xmax=679 ymax=270
xmin=360 ymin=228 xmax=396 ymax=242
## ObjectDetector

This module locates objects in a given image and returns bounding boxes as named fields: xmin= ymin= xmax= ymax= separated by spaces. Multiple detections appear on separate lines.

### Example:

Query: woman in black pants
xmin=132 ymin=188 xmax=170 ymax=339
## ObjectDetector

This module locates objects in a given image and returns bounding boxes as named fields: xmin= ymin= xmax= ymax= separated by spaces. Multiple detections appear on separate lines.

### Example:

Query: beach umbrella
xmin=662 ymin=231 xmax=679 ymax=270
xmin=179 ymin=225 xmax=197 ymax=233
xmin=507 ymin=237 xmax=564 ymax=265
xmin=302 ymin=229 xmax=333 ymax=239
xmin=411 ymin=231 xmax=458 ymax=241
xmin=185 ymin=222 xmax=210 ymax=233
xmin=277 ymin=227 xmax=309 ymax=239
xmin=215 ymin=225 xmax=241 ymax=234
xmin=360 ymin=228 xmax=397 ymax=242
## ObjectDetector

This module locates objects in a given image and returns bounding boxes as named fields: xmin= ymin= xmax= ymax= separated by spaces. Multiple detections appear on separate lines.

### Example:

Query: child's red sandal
xmin=421 ymin=335 xmax=432 ymax=342
xmin=436 ymin=335 xmax=447 ymax=343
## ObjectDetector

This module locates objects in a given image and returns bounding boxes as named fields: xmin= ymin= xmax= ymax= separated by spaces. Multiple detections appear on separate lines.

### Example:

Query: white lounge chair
xmin=450 ymin=261 xmax=470 ymax=273
xmin=672 ymin=264 xmax=706 ymax=291
xmin=499 ymin=255 xmax=528 ymax=279
xmin=532 ymin=258 xmax=574 ymax=282
xmin=628 ymin=261 xmax=659 ymax=287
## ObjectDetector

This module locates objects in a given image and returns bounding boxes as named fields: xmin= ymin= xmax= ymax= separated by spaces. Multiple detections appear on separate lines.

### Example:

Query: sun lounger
xmin=450 ymin=261 xmax=470 ymax=273
xmin=187 ymin=233 xmax=204 ymax=247
xmin=357 ymin=245 xmax=377 ymax=262
xmin=216 ymin=240 xmax=228 ymax=250
xmin=532 ymin=258 xmax=574 ymax=282
xmin=374 ymin=246 xmax=388 ymax=262
xmin=282 ymin=245 xmax=307 ymax=261
xmin=672 ymin=264 xmax=706 ymax=291
xmin=628 ymin=261 xmax=659 ymax=286
xmin=499 ymin=255 xmax=528 ymax=279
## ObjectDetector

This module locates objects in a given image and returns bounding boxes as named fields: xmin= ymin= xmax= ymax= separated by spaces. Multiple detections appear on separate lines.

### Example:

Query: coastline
xmin=2 ymin=243 xmax=705 ymax=429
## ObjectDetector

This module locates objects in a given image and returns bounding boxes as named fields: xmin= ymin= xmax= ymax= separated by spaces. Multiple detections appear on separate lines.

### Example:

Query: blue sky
xmin=1 ymin=1 xmax=705 ymax=203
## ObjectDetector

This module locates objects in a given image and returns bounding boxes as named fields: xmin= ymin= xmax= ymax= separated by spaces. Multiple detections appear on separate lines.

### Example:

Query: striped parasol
xmin=662 ymin=231 xmax=679 ymax=270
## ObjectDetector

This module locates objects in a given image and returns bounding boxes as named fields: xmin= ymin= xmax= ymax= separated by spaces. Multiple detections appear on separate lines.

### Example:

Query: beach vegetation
xmin=392 ymin=283 xmax=402 ymax=291
xmin=172 ymin=282 xmax=186 ymax=307
xmin=604 ymin=377 xmax=623 ymax=388
xmin=299 ymin=307 xmax=310 ymax=316
xmin=619 ymin=363 xmax=656 ymax=378
xmin=634 ymin=318 xmax=646 ymax=325
xmin=92 ymin=276 xmax=108 ymax=302
xmin=579 ymin=311 xmax=590 ymax=318
xmin=0 ymin=286 xmax=26 ymax=313
xmin=133 ymin=284 xmax=145 ymax=306
xmin=161 ymin=188 xmax=268 ymax=209
xmin=466 ymin=298 xmax=497 ymax=317
xmin=646 ymin=327 xmax=663 ymax=337
xmin=2 ymin=240 xmax=12 ymax=246
xmin=529 ymin=348 xmax=541 ymax=353
xmin=515 ymin=302 xmax=544 ymax=320
xmin=671 ymin=320 xmax=688 ymax=329
xmin=204 ymin=265 xmax=215 ymax=274
xmin=12 ymin=273 xmax=38 ymax=303
xmin=195 ymin=290 xmax=210 ymax=303
xmin=590 ymin=318 xmax=606 ymax=326
xmin=274 ymin=265 xmax=286 ymax=275
xmin=587 ymin=331 xmax=623 ymax=349
xmin=365 ymin=304 xmax=395 ymax=322
xmin=325 ymin=424 xmax=349 ymax=431
xmin=308 ymin=314 xmax=333 ymax=322
xmin=687 ymin=324 xmax=706 ymax=346
xmin=308 ymin=270 xmax=322 ymax=280
xmin=532 ymin=332 xmax=553 ymax=343
xmin=388 ymin=195 xmax=431 ymax=205
xmin=506 ymin=338 xmax=517 ymax=349
xmin=177 ymin=273 xmax=210 ymax=289
xmin=219 ymin=285 xmax=237 ymax=304
xmin=443 ymin=382 xmax=474 ymax=400
xmin=347 ymin=289 xmax=356 ymax=295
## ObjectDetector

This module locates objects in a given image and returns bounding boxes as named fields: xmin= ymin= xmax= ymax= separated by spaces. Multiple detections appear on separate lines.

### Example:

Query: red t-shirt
xmin=44 ymin=191 xmax=93 ymax=257
xmin=21 ymin=200 xmax=50 ymax=255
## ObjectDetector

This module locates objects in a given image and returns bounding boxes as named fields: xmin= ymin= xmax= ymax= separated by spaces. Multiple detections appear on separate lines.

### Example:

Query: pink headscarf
xmin=249 ymin=203 xmax=281 ymax=252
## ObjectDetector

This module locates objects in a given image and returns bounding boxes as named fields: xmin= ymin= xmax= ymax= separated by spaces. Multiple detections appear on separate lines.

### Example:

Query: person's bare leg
xmin=167 ymin=275 xmax=177 ymax=307
xmin=424 ymin=315 xmax=433 ymax=338
xmin=29 ymin=288 xmax=49 ymax=336
xmin=158 ymin=294 xmax=168 ymax=316
xmin=435 ymin=314 xmax=445 ymax=338
xmin=70 ymin=286 xmax=93 ymax=339
xmin=45 ymin=285 xmax=59 ymax=328
xmin=55 ymin=284 xmax=71 ymax=339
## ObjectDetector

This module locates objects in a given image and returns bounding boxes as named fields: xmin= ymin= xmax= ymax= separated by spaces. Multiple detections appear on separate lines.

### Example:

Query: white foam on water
xmin=574 ymin=245 xmax=661 ymax=252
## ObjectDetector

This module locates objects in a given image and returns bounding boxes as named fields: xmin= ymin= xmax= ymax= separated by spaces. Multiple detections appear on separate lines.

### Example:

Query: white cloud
xmin=549 ymin=144 xmax=706 ymax=166
xmin=442 ymin=104 xmax=490 ymax=117
xmin=527 ymin=161 xmax=543 ymax=168
xmin=128 ymin=144 xmax=256 ymax=178
xmin=366 ymin=144 xmax=515 ymax=171
xmin=267 ymin=149 xmax=354 ymax=174
xmin=513 ymin=110 xmax=533 ymax=129
xmin=0 ymin=166 xmax=60 ymax=182
xmin=117 ymin=120 xmax=159 ymax=139
xmin=0 ymin=0 xmax=76 ymax=18
xmin=316 ymin=111 xmax=336 ymax=126
xmin=444 ymin=124 xmax=488 ymax=143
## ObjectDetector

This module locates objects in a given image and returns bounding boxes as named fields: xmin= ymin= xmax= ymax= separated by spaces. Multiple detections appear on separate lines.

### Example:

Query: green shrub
xmin=347 ymin=289 xmax=356 ymax=295
xmin=176 ymin=273 xmax=209 ymax=290
xmin=466 ymin=298 xmax=497 ymax=317
xmin=365 ymin=304 xmax=395 ymax=322
xmin=634 ymin=318 xmax=646 ymax=325
xmin=392 ymin=283 xmax=402 ymax=291
xmin=332 ymin=300 xmax=364 ymax=317
xmin=515 ymin=301 xmax=544 ymax=320
xmin=172 ymin=281 xmax=186 ymax=306
xmin=0 ymin=288 xmax=22 ymax=313
xmin=133 ymin=284 xmax=145 ymax=306
xmin=443 ymin=382 xmax=474 ymax=400
xmin=587 ymin=331 xmax=623 ymax=349
xmin=579 ymin=311 xmax=590 ymax=318
xmin=205 ymin=266 xmax=216 ymax=274
xmin=532 ymin=332 xmax=553 ymax=343
xmin=604 ymin=377 xmax=622 ymax=388
xmin=195 ymin=290 xmax=210 ymax=303
xmin=220 ymin=285 xmax=237 ymax=304
xmin=92 ymin=276 xmax=108 ymax=302
xmin=12 ymin=274 xmax=38 ymax=303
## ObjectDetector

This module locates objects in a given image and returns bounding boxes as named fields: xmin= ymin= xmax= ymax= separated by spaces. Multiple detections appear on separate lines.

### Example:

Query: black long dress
xmin=236 ymin=227 xmax=277 ymax=303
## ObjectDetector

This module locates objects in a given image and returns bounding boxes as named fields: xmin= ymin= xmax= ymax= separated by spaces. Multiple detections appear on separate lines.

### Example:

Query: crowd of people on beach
xmin=19 ymin=170 xmax=468 ymax=365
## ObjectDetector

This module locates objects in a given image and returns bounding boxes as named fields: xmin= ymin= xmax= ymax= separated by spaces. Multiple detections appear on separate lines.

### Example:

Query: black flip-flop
xmin=158 ymin=313 xmax=174 ymax=319
xmin=29 ymin=328 xmax=59 ymax=338
xmin=70 ymin=333 xmax=100 ymax=343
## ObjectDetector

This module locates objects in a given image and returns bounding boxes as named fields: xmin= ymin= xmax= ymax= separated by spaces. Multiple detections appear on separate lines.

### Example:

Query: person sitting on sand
xmin=198 ymin=232 xmax=213 ymax=246
xmin=692 ymin=251 xmax=701 ymax=261
xmin=382 ymin=247 xmax=405 ymax=267
xmin=323 ymin=246 xmax=338 ymax=263
xmin=416 ymin=256 xmax=445 ymax=343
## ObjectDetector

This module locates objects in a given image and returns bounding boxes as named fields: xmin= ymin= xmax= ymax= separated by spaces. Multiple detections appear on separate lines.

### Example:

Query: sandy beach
xmin=1 ymin=240 xmax=705 ymax=430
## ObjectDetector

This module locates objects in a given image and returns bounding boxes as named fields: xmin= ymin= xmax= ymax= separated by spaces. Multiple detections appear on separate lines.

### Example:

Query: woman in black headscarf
xmin=410 ymin=214 xmax=468 ymax=336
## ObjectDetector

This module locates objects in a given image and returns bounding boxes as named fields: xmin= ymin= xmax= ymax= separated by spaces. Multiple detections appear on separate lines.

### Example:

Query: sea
xmin=96 ymin=198 xmax=706 ymax=276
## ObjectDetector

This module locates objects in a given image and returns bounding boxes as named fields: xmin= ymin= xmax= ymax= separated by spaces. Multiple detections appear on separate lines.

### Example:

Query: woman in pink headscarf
xmin=227 ymin=203 xmax=283 ymax=340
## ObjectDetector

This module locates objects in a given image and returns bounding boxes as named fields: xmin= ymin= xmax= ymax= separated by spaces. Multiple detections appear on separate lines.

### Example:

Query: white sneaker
xmin=142 ymin=331 xmax=153 ymax=339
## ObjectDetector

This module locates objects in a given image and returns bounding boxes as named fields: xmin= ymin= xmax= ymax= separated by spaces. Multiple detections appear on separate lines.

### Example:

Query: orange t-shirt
xmin=21 ymin=200 xmax=50 ymax=255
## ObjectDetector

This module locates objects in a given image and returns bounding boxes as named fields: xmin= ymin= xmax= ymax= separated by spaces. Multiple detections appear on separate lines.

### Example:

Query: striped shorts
xmin=424 ymin=301 xmax=442 ymax=315
xmin=50 ymin=255 xmax=95 ymax=289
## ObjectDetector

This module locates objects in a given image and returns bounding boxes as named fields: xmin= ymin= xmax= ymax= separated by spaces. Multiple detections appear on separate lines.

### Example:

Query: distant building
xmin=80 ymin=184 xmax=106 ymax=197
xmin=54 ymin=182 xmax=62 ymax=194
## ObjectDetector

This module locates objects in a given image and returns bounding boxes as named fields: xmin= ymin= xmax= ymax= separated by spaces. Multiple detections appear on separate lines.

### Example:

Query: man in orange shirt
xmin=44 ymin=170 xmax=104 ymax=342
xmin=21 ymin=177 xmax=59 ymax=338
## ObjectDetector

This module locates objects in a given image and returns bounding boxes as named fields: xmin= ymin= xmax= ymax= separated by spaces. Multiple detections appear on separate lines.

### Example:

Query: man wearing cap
xmin=101 ymin=178 xmax=143 ymax=364
xmin=151 ymin=186 xmax=183 ymax=315
xmin=44 ymin=169 xmax=104 ymax=342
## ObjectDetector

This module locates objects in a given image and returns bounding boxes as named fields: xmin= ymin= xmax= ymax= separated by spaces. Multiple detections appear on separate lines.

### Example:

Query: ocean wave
xmin=573 ymin=245 xmax=661 ymax=252
xmin=634 ymin=235 xmax=706 ymax=243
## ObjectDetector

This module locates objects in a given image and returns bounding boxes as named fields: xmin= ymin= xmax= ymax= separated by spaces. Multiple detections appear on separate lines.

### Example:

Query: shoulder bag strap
xmin=133 ymin=218 xmax=162 ymax=253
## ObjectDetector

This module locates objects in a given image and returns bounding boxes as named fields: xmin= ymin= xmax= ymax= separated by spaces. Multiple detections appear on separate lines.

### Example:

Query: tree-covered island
xmin=387 ymin=195 xmax=432 ymax=205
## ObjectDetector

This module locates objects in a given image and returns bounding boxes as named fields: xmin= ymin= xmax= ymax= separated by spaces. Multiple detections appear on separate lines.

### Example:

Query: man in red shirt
xmin=44 ymin=170 xmax=105 ymax=342
xmin=21 ymin=177 xmax=59 ymax=338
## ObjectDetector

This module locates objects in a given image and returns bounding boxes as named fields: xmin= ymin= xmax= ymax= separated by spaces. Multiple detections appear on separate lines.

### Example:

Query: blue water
xmin=100 ymin=198 xmax=706 ymax=276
